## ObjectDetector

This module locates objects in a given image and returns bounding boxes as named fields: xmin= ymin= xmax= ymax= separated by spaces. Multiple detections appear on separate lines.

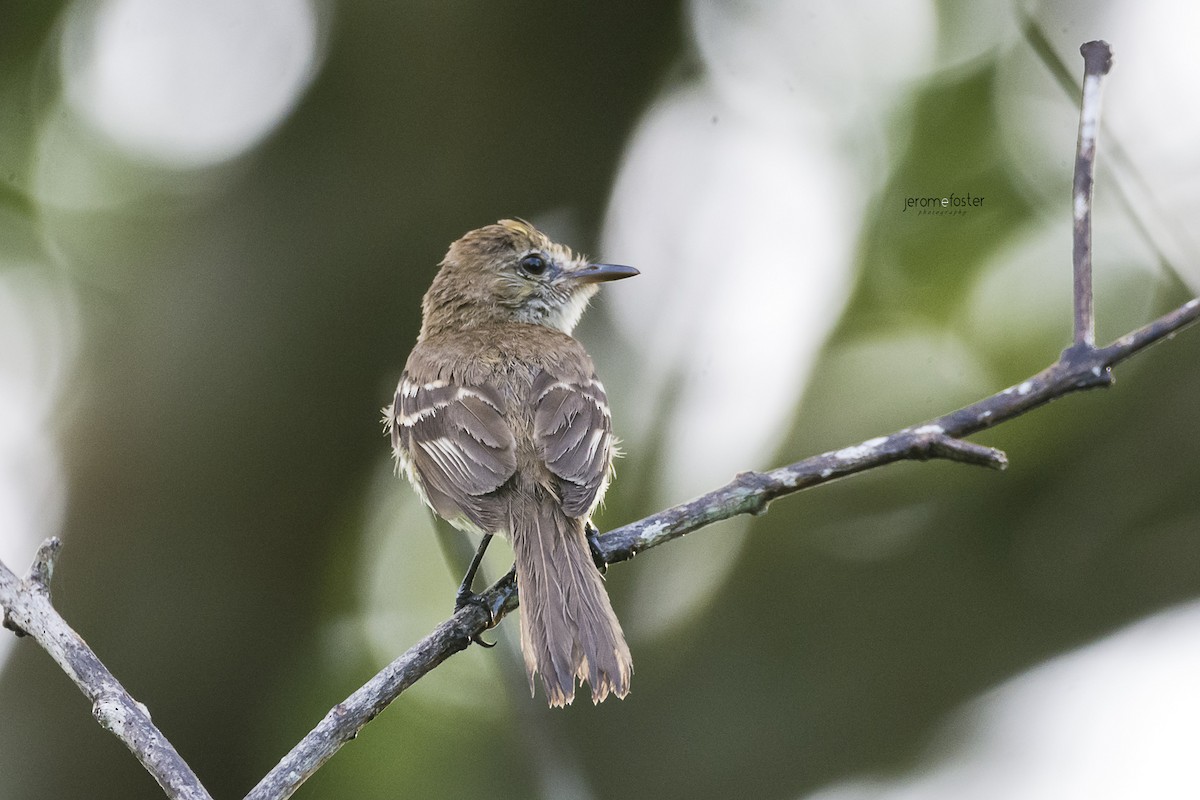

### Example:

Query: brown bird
xmin=385 ymin=219 xmax=637 ymax=706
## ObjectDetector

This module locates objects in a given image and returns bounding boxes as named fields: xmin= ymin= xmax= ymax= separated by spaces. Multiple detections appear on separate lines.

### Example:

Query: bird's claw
xmin=455 ymin=588 xmax=499 ymax=648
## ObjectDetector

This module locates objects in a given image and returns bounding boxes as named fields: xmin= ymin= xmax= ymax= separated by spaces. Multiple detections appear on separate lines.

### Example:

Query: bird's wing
xmin=531 ymin=369 xmax=615 ymax=518
xmin=392 ymin=374 xmax=516 ymax=532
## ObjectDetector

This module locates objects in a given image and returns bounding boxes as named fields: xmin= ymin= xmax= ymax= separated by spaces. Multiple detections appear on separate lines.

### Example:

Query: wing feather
xmin=392 ymin=374 xmax=516 ymax=532
xmin=532 ymin=369 xmax=614 ymax=518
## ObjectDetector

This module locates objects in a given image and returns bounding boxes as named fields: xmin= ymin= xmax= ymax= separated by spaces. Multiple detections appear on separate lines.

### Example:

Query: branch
xmin=242 ymin=599 xmax=500 ymax=800
xmin=246 ymin=39 xmax=1200 ymax=800
xmin=1072 ymin=40 xmax=1113 ymax=347
xmin=3 ymin=38 xmax=1197 ymax=800
xmin=251 ymin=296 xmax=1200 ymax=798
xmin=0 ymin=539 xmax=213 ymax=800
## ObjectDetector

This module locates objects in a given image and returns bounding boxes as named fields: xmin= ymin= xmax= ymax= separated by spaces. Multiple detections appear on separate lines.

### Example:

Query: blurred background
xmin=2 ymin=1 xmax=1200 ymax=798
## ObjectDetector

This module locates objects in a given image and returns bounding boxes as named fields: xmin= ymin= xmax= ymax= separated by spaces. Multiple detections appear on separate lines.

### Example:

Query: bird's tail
xmin=509 ymin=499 xmax=632 ymax=707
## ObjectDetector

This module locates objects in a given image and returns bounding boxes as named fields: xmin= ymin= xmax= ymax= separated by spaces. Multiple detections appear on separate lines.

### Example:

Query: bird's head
xmin=419 ymin=219 xmax=638 ymax=339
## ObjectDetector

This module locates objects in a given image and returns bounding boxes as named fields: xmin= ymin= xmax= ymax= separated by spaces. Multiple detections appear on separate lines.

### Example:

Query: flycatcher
xmin=385 ymin=219 xmax=637 ymax=706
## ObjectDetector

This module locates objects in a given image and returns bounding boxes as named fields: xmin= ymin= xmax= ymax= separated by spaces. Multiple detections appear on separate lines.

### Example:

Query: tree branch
xmin=249 ymin=293 xmax=1200 ymax=799
xmin=1072 ymin=40 xmax=1113 ymax=348
xmin=246 ymin=39 xmax=1198 ymax=799
xmin=0 ymin=539 xmax=213 ymax=800
xmin=1 ymin=38 xmax=1196 ymax=800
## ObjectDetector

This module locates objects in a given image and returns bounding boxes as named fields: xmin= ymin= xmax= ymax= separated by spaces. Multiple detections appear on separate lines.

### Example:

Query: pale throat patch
xmin=544 ymin=284 xmax=598 ymax=334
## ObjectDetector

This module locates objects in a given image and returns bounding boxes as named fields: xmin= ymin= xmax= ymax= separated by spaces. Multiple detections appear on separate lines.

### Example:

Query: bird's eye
xmin=519 ymin=253 xmax=549 ymax=276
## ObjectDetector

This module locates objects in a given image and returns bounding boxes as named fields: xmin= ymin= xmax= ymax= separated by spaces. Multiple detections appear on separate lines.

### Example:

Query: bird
xmin=384 ymin=219 xmax=637 ymax=706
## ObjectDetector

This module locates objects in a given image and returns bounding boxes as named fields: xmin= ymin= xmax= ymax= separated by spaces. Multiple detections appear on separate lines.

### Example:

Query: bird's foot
xmin=455 ymin=587 xmax=501 ymax=648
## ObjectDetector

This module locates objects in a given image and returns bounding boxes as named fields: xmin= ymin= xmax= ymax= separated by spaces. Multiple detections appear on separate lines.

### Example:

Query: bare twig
xmin=1072 ymin=40 xmax=1114 ymax=348
xmin=3 ymin=39 xmax=1198 ymax=800
xmin=0 ymin=540 xmax=213 ymax=800
xmin=601 ymin=301 xmax=1197 ymax=563
xmin=1020 ymin=20 xmax=1180 ymax=285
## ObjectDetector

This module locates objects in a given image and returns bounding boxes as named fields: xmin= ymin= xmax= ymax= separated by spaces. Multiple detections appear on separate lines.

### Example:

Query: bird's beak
xmin=570 ymin=262 xmax=640 ymax=284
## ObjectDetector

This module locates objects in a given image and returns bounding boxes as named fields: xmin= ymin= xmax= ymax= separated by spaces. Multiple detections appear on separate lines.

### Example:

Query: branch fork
xmin=2 ymin=537 xmax=61 ymax=637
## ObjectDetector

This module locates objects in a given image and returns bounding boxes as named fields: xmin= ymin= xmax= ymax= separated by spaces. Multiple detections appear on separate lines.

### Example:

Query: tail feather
xmin=510 ymin=501 xmax=632 ymax=707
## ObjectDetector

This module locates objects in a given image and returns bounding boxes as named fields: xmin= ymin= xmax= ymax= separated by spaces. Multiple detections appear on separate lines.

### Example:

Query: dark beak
xmin=571 ymin=262 xmax=640 ymax=284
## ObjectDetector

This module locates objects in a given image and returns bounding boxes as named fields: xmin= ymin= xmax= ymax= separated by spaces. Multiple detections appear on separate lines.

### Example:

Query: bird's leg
xmin=455 ymin=533 xmax=497 ymax=648
xmin=585 ymin=522 xmax=608 ymax=575
xmin=455 ymin=533 xmax=493 ymax=607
